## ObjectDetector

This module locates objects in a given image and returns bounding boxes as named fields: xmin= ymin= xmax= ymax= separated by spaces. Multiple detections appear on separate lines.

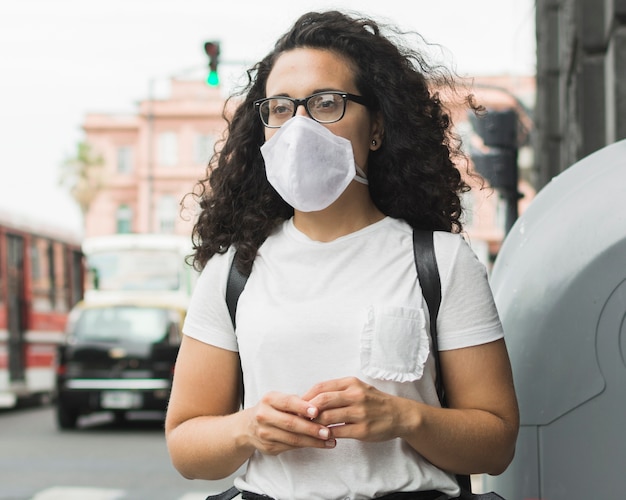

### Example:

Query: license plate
xmin=101 ymin=391 xmax=142 ymax=409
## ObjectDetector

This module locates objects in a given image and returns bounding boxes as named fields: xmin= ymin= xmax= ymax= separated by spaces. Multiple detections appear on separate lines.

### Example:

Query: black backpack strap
xmin=412 ymin=229 xmax=445 ymax=406
xmin=413 ymin=230 xmax=472 ymax=493
xmin=226 ymin=252 xmax=249 ymax=405
xmin=226 ymin=252 xmax=249 ymax=329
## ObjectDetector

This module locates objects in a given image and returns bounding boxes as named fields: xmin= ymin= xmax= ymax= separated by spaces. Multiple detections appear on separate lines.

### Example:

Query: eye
xmin=309 ymin=94 xmax=341 ymax=115
xmin=269 ymin=98 xmax=294 ymax=117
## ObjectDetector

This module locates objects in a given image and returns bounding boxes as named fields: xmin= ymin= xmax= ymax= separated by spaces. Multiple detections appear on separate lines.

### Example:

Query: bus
xmin=81 ymin=233 xmax=196 ymax=309
xmin=0 ymin=192 xmax=84 ymax=408
xmin=54 ymin=233 xmax=197 ymax=428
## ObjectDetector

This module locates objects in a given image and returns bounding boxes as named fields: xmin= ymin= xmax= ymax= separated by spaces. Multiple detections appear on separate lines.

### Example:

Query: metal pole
xmin=147 ymin=78 xmax=155 ymax=233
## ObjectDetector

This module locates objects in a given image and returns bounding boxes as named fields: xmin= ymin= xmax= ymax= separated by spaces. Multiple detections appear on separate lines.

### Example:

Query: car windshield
xmin=73 ymin=306 xmax=170 ymax=343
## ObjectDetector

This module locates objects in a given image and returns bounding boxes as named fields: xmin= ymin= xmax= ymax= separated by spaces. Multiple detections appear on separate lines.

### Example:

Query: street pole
xmin=147 ymin=78 xmax=155 ymax=233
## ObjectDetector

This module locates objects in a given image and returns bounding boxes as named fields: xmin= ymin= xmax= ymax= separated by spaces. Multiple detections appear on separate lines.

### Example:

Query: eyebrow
xmin=266 ymin=88 xmax=345 ymax=98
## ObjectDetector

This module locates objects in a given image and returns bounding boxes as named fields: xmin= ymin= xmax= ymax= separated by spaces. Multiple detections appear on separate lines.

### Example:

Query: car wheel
xmin=56 ymin=401 xmax=79 ymax=430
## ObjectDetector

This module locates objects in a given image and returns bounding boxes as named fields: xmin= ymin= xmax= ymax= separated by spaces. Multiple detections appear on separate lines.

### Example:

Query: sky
xmin=0 ymin=0 xmax=536 ymax=228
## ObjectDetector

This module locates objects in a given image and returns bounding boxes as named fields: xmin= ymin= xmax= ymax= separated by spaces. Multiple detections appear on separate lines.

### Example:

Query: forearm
xmin=166 ymin=410 xmax=254 ymax=480
xmin=398 ymin=398 xmax=518 ymax=476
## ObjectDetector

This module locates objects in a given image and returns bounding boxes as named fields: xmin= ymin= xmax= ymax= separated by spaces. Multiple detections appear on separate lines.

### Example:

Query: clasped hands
xmin=246 ymin=376 xmax=403 ymax=456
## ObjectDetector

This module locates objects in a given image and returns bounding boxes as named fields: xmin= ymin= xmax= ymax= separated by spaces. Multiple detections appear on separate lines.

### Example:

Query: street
xmin=0 ymin=403 xmax=238 ymax=500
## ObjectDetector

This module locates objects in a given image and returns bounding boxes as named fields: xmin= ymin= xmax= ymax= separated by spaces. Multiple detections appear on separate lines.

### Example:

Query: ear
xmin=369 ymin=112 xmax=384 ymax=151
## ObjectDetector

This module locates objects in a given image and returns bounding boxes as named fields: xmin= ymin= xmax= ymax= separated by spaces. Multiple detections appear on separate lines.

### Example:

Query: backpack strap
xmin=412 ymin=230 xmax=445 ymax=406
xmin=226 ymin=255 xmax=249 ymax=329
xmin=413 ymin=230 xmax=473 ymax=493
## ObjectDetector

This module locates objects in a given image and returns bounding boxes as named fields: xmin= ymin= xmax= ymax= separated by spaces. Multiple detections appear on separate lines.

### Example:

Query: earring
xmin=371 ymin=140 xmax=377 ymax=146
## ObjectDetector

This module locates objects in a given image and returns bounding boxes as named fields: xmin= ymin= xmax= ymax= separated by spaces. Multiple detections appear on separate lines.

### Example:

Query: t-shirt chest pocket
xmin=360 ymin=305 xmax=430 ymax=382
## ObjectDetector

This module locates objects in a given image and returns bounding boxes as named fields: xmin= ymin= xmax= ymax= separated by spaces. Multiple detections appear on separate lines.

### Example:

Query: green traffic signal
xmin=207 ymin=70 xmax=219 ymax=87
xmin=204 ymin=41 xmax=220 ymax=87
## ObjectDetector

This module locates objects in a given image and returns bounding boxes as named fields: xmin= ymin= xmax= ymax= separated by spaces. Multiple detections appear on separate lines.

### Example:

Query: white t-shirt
xmin=183 ymin=217 xmax=503 ymax=500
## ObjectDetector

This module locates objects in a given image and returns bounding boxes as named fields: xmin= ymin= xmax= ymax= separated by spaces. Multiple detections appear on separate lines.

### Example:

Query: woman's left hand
xmin=301 ymin=377 xmax=407 ymax=442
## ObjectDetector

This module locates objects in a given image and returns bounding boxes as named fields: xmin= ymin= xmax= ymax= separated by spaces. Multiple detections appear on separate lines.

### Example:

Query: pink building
xmin=82 ymin=80 xmax=227 ymax=237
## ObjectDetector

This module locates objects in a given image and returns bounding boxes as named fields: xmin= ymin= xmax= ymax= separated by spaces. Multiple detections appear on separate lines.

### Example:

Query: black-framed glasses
xmin=253 ymin=91 xmax=371 ymax=128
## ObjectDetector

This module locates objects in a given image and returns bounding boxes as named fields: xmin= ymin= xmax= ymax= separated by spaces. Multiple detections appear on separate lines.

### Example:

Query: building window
xmin=117 ymin=146 xmax=133 ymax=173
xmin=157 ymin=195 xmax=177 ymax=234
xmin=116 ymin=204 xmax=133 ymax=234
xmin=194 ymin=133 xmax=215 ymax=165
xmin=158 ymin=132 xmax=178 ymax=166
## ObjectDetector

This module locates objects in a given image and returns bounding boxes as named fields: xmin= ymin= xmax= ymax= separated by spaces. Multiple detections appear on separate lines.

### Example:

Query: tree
xmin=59 ymin=141 xmax=104 ymax=215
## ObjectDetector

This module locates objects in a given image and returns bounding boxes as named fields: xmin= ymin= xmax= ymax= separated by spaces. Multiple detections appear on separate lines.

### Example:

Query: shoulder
xmin=433 ymin=231 xmax=483 ymax=266
xmin=183 ymin=246 xmax=239 ymax=350
xmin=197 ymin=246 xmax=237 ymax=291
xmin=432 ymin=230 xmax=464 ymax=252
xmin=187 ymin=246 xmax=237 ymax=324
xmin=432 ymin=232 xmax=489 ymax=289
xmin=435 ymin=233 xmax=503 ymax=349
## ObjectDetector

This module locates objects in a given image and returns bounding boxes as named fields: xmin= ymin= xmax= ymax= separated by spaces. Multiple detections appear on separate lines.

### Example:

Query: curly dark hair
xmin=188 ymin=10 xmax=480 ymax=273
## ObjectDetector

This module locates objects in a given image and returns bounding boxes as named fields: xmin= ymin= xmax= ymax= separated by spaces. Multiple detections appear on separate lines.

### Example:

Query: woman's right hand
xmin=245 ymin=391 xmax=336 ymax=455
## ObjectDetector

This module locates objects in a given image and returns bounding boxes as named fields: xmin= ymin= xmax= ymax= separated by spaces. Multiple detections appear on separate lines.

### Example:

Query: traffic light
xmin=469 ymin=108 xmax=520 ymax=234
xmin=471 ymin=148 xmax=518 ymax=191
xmin=470 ymin=109 xmax=517 ymax=149
xmin=469 ymin=109 xmax=518 ymax=190
xmin=204 ymin=41 xmax=220 ymax=87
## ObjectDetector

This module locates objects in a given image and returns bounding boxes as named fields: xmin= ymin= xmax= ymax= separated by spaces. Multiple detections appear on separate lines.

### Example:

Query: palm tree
xmin=59 ymin=141 xmax=104 ymax=215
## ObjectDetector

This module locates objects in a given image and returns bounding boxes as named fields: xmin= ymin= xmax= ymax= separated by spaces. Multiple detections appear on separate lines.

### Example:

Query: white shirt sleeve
xmin=435 ymin=232 xmax=504 ymax=350
xmin=182 ymin=247 xmax=239 ymax=352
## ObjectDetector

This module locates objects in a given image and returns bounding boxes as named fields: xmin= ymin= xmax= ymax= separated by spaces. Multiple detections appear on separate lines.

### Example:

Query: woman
xmin=166 ymin=10 xmax=519 ymax=500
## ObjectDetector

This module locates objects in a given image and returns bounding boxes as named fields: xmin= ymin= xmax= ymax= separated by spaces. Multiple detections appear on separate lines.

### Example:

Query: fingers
xmin=254 ymin=424 xmax=337 ymax=455
xmin=301 ymin=377 xmax=355 ymax=402
xmin=305 ymin=377 xmax=367 ymax=412
xmin=304 ymin=378 xmax=367 ymax=430
xmin=248 ymin=392 xmax=336 ymax=455
xmin=248 ymin=378 xmax=399 ymax=453
xmin=270 ymin=391 xmax=320 ymax=419
xmin=302 ymin=378 xmax=400 ymax=442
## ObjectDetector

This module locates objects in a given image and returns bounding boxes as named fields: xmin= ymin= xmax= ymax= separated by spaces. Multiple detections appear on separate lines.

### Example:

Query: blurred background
xmin=0 ymin=0 xmax=537 ymax=257
xmin=2 ymin=1 xmax=626 ymax=498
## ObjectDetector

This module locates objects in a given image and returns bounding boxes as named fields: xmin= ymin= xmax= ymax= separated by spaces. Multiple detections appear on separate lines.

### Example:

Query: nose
xmin=294 ymin=103 xmax=309 ymax=117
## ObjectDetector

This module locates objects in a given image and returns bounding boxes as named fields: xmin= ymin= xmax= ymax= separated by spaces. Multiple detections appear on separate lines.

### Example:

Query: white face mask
xmin=260 ymin=116 xmax=368 ymax=212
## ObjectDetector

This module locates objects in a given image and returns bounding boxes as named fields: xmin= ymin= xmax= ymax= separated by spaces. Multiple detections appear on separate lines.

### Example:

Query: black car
xmin=55 ymin=300 xmax=185 ymax=429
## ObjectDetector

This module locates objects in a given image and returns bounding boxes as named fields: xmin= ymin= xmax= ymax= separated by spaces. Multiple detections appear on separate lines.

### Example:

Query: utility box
xmin=485 ymin=140 xmax=626 ymax=499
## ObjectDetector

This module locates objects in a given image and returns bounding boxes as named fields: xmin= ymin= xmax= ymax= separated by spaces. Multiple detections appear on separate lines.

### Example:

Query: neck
xmin=293 ymin=183 xmax=385 ymax=242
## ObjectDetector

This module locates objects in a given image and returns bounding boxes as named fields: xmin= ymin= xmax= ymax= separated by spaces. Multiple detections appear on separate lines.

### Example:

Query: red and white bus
xmin=0 ymin=193 xmax=84 ymax=408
